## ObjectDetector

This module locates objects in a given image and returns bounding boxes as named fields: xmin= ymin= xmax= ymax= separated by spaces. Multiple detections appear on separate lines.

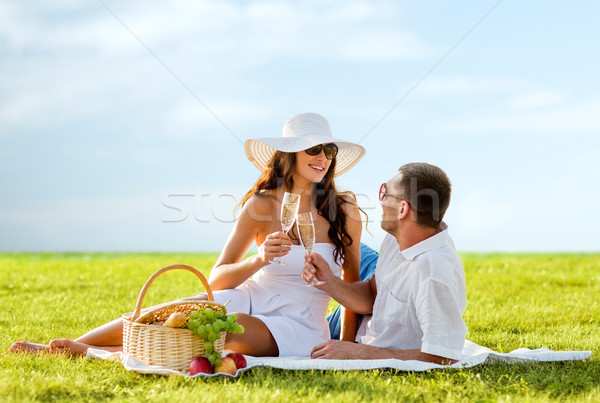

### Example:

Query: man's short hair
xmin=396 ymin=163 xmax=451 ymax=229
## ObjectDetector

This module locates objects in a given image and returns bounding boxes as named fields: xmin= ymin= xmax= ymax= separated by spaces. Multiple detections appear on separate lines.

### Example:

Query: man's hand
xmin=311 ymin=340 xmax=368 ymax=359
xmin=312 ymin=340 xmax=459 ymax=364
xmin=303 ymin=252 xmax=338 ymax=286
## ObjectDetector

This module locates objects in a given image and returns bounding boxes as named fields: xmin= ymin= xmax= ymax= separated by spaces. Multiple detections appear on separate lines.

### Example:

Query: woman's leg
xmin=74 ymin=317 xmax=124 ymax=346
xmin=44 ymin=310 xmax=281 ymax=357
xmin=50 ymin=295 xmax=210 ymax=355
xmin=9 ymin=341 xmax=48 ymax=353
xmin=10 ymin=294 xmax=210 ymax=356
xmin=43 ymin=317 xmax=127 ymax=356
xmin=47 ymin=339 xmax=123 ymax=356
xmin=9 ymin=317 xmax=125 ymax=356
xmin=47 ymin=311 xmax=280 ymax=357
xmin=11 ymin=311 xmax=279 ymax=357
xmin=225 ymin=313 xmax=279 ymax=357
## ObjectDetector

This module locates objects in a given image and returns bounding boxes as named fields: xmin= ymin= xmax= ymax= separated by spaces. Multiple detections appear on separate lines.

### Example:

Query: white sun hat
xmin=244 ymin=113 xmax=366 ymax=177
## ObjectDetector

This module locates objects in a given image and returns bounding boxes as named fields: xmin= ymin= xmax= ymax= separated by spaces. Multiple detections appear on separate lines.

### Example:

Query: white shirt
xmin=358 ymin=227 xmax=467 ymax=360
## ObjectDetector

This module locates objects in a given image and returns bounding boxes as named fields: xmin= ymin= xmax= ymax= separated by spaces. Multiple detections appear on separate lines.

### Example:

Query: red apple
xmin=189 ymin=356 xmax=212 ymax=375
xmin=226 ymin=352 xmax=247 ymax=369
xmin=213 ymin=356 xmax=237 ymax=375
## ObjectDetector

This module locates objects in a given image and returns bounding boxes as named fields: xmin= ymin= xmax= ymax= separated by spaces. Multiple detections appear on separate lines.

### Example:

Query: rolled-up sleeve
xmin=416 ymin=278 xmax=467 ymax=361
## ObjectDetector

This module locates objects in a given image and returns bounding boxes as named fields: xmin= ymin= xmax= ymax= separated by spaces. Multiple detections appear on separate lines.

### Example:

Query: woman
xmin=10 ymin=112 xmax=365 ymax=357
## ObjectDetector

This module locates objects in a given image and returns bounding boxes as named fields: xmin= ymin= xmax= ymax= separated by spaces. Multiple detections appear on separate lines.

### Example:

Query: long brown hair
xmin=241 ymin=151 xmax=356 ymax=265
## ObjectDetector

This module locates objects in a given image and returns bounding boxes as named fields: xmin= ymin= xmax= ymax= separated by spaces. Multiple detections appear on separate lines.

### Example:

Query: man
xmin=303 ymin=162 xmax=467 ymax=364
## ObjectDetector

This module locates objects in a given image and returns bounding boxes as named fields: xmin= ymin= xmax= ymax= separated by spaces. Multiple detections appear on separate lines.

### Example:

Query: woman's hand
xmin=257 ymin=231 xmax=292 ymax=266
xmin=303 ymin=252 xmax=337 ymax=286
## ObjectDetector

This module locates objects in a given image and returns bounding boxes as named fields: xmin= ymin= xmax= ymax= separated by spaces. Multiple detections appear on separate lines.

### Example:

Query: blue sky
xmin=1 ymin=1 xmax=599 ymax=252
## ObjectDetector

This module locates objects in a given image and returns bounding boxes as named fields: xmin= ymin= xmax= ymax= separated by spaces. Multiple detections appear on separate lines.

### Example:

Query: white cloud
xmin=0 ymin=1 xmax=427 ymax=61
xmin=324 ymin=104 xmax=412 ymax=123
xmin=247 ymin=2 xmax=297 ymax=22
xmin=0 ymin=1 xmax=433 ymax=138
xmin=509 ymin=91 xmax=562 ymax=109
xmin=440 ymin=99 xmax=600 ymax=135
xmin=0 ymin=1 xmax=138 ymax=54
xmin=160 ymin=99 xmax=276 ymax=140
xmin=414 ymin=76 xmax=523 ymax=96
xmin=130 ymin=148 xmax=174 ymax=164
xmin=0 ymin=65 xmax=110 ymax=134
xmin=327 ymin=1 xmax=393 ymax=22
xmin=340 ymin=30 xmax=434 ymax=60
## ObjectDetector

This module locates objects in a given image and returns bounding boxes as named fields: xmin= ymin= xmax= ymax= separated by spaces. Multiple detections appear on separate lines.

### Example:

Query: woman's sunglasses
xmin=304 ymin=143 xmax=339 ymax=160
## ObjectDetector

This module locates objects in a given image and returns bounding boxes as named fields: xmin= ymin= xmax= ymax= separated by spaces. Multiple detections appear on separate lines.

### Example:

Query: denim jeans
xmin=326 ymin=242 xmax=379 ymax=339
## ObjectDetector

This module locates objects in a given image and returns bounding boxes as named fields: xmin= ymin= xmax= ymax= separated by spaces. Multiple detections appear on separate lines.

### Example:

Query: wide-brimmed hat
xmin=244 ymin=113 xmax=366 ymax=177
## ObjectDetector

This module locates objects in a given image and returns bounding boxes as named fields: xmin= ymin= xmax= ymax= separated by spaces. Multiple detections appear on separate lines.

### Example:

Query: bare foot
xmin=48 ymin=339 xmax=91 ymax=357
xmin=9 ymin=341 xmax=49 ymax=353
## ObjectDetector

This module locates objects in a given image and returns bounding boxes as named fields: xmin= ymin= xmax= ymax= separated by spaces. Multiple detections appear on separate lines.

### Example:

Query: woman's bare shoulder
xmin=338 ymin=191 xmax=363 ymax=226
xmin=242 ymin=190 xmax=278 ymax=220
xmin=338 ymin=191 xmax=358 ymax=210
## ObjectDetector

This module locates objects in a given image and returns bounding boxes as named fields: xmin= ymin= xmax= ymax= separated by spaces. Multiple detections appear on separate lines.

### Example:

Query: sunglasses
xmin=379 ymin=183 xmax=408 ymax=203
xmin=305 ymin=143 xmax=339 ymax=160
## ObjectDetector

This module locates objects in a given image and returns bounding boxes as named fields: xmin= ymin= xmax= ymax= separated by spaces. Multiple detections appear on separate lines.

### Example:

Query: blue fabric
xmin=327 ymin=242 xmax=379 ymax=340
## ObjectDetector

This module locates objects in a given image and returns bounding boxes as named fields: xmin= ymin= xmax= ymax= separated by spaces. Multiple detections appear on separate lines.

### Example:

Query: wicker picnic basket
xmin=122 ymin=264 xmax=227 ymax=372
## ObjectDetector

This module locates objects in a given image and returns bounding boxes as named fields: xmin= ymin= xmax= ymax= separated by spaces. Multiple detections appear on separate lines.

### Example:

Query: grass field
xmin=1 ymin=252 xmax=598 ymax=402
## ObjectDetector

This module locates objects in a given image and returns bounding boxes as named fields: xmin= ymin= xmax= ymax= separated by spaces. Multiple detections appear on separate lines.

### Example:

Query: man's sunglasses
xmin=379 ymin=183 xmax=407 ymax=203
xmin=305 ymin=143 xmax=339 ymax=160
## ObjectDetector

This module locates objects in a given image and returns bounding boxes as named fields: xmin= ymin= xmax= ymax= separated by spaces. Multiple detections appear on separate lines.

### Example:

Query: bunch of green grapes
xmin=186 ymin=307 xmax=244 ymax=366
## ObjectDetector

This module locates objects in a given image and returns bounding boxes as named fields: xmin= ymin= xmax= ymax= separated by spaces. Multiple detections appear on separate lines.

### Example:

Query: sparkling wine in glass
xmin=273 ymin=192 xmax=300 ymax=265
xmin=298 ymin=212 xmax=325 ymax=286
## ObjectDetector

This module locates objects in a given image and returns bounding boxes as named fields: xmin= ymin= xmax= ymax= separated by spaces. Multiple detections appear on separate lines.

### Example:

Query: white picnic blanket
xmin=87 ymin=340 xmax=591 ymax=378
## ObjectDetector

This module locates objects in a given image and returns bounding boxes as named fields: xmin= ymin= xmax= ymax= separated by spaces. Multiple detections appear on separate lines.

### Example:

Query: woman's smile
xmin=308 ymin=163 xmax=325 ymax=173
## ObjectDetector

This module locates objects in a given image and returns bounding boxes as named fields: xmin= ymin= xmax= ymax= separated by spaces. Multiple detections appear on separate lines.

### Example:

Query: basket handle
xmin=131 ymin=264 xmax=214 ymax=320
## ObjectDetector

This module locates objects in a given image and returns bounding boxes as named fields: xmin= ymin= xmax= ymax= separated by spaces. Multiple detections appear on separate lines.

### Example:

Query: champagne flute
xmin=298 ymin=212 xmax=325 ymax=286
xmin=273 ymin=192 xmax=301 ymax=265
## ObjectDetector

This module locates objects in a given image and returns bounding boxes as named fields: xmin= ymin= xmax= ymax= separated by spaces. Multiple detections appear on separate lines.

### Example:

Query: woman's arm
xmin=208 ymin=196 xmax=291 ymax=290
xmin=338 ymin=195 xmax=363 ymax=342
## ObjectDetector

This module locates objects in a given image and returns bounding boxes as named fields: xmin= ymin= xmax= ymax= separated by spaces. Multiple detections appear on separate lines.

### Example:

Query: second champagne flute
xmin=297 ymin=212 xmax=325 ymax=286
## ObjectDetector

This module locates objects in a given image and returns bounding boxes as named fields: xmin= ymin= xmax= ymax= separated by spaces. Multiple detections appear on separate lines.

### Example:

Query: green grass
xmin=1 ymin=252 xmax=598 ymax=402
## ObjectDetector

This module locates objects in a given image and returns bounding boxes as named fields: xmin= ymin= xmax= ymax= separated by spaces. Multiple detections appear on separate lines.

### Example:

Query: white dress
xmin=210 ymin=243 xmax=342 ymax=357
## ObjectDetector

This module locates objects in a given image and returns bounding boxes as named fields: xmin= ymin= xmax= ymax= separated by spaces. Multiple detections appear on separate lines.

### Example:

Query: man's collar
xmin=399 ymin=223 xmax=450 ymax=260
